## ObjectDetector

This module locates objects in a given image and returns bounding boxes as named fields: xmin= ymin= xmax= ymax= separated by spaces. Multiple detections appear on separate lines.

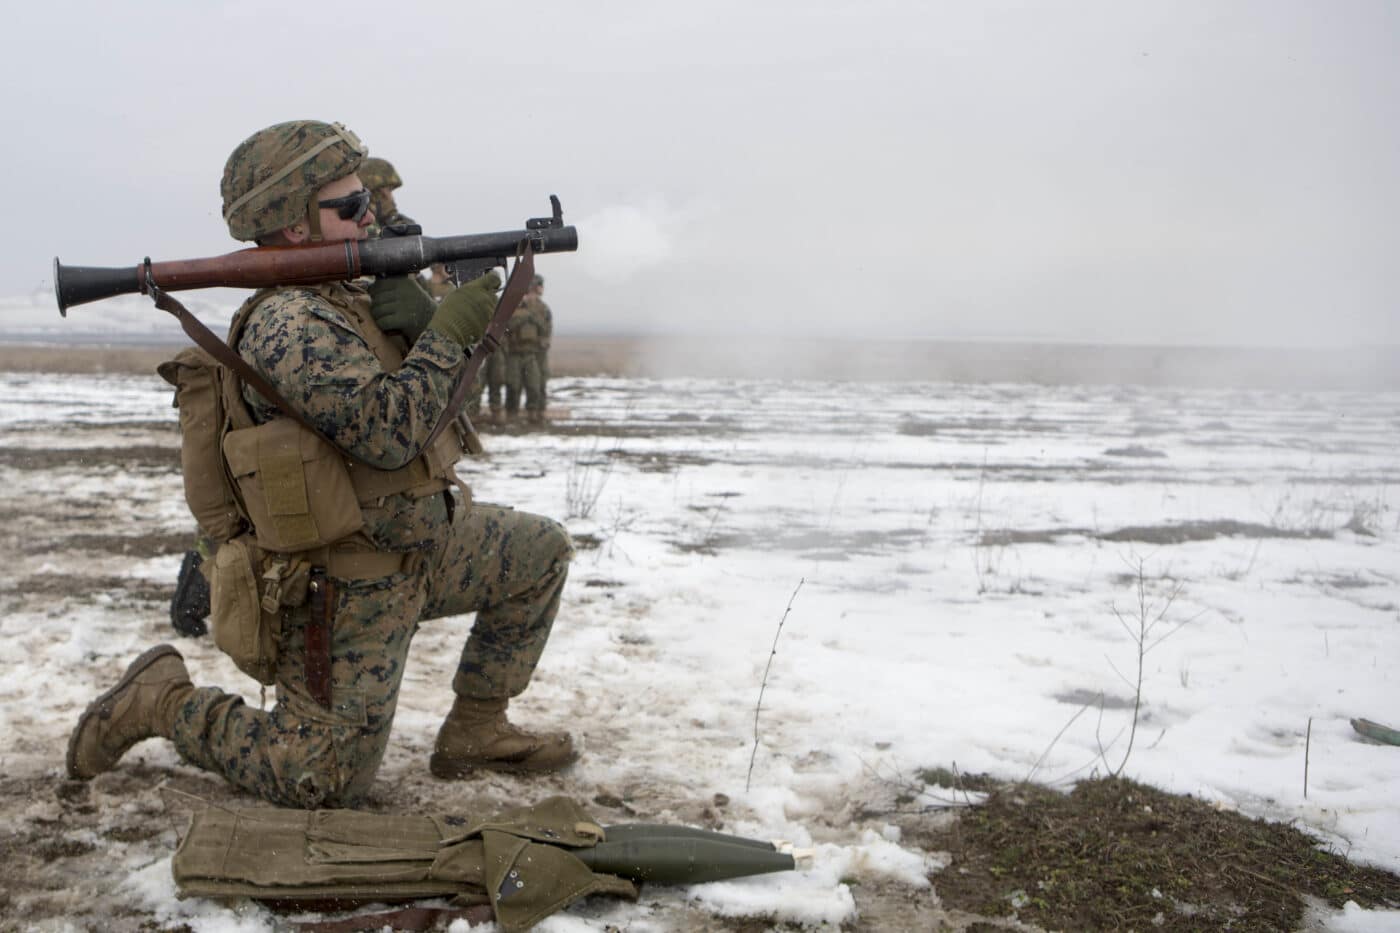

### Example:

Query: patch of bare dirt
xmin=27 ymin=531 xmax=193 ymax=559
xmin=980 ymin=520 xmax=1334 ymax=548
xmin=978 ymin=528 xmax=1093 ymax=546
xmin=1100 ymin=520 xmax=1332 ymax=545
xmin=902 ymin=775 xmax=1400 ymax=933
xmin=0 ymin=573 xmax=173 ymax=603
xmin=0 ymin=771 xmax=250 ymax=931
xmin=0 ymin=444 xmax=178 ymax=471
xmin=1103 ymin=445 xmax=1168 ymax=458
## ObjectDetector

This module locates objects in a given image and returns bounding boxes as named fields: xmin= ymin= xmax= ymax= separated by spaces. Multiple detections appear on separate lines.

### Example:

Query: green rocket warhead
xmin=580 ymin=823 xmax=797 ymax=884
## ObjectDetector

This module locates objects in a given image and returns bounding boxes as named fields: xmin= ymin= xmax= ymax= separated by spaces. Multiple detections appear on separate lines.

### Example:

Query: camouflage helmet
xmin=358 ymin=157 xmax=402 ymax=192
xmin=221 ymin=120 xmax=366 ymax=242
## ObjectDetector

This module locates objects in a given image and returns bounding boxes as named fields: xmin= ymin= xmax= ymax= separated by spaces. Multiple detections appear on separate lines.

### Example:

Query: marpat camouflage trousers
xmin=505 ymin=351 xmax=548 ymax=413
xmin=169 ymin=501 xmax=572 ymax=808
xmin=468 ymin=351 xmax=509 ymax=416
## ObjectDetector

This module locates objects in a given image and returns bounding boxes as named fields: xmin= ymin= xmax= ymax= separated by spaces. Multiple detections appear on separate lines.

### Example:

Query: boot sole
xmin=429 ymin=749 xmax=578 ymax=779
xmin=66 ymin=644 xmax=184 ymax=780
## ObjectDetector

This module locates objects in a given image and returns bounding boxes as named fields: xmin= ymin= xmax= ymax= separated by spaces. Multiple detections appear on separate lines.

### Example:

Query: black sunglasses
xmin=317 ymin=188 xmax=372 ymax=223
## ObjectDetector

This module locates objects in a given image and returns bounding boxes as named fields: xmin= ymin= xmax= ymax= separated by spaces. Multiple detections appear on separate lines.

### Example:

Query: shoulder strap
xmin=145 ymin=266 xmax=338 ymax=448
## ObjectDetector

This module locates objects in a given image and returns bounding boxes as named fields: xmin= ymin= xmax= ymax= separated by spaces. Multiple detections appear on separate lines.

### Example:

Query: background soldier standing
xmin=425 ymin=263 xmax=454 ymax=299
xmin=359 ymin=156 xmax=453 ymax=300
xmin=467 ymin=269 xmax=509 ymax=425
xmin=478 ymin=339 xmax=509 ymax=425
xmin=69 ymin=120 xmax=577 ymax=809
xmin=358 ymin=156 xmax=415 ymax=229
xmin=355 ymin=157 xmax=510 ymax=425
xmin=505 ymin=274 xmax=553 ymax=425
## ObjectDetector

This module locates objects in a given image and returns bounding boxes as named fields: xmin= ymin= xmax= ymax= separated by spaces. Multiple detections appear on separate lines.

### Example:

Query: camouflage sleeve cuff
xmin=409 ymin=327 xmax=467 ymax=372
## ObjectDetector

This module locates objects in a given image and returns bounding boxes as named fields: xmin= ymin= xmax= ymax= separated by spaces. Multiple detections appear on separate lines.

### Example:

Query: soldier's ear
xmin=282 ymin=223 xmax=309 ymax=245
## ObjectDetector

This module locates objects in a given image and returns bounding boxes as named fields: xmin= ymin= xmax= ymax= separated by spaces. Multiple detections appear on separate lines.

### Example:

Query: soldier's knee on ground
xmin=277 ymin=745 xmax=367 ymax=810
xmin=540 ymin=515 xmax=576 ymax=567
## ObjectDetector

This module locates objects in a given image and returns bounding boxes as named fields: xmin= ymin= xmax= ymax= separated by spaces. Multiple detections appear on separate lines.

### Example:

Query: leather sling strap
xmin=418 ymin=241 xmax=536 ymax=452
xmin=145 ymin=260 xmax=351 ymax=455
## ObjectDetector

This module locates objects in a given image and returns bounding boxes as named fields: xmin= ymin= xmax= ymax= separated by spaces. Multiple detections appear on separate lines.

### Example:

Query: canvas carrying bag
xmin=172 ymin=796 xmax=637 ymax=932
xmin=157 ymin=348 xmax=250 ymax=544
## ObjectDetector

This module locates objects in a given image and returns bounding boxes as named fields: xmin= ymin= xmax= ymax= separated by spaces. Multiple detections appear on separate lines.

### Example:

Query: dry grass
xmin=0 ymin=339 xmax=644 ymax=378
xmin=0 ymin=344 xmax=177 ymax=374
xmin=6 ymin=337 xmax=1400 ymax=387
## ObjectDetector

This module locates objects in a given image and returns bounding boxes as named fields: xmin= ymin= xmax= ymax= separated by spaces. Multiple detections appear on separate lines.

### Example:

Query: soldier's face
xmin=315 ymin=173 xmax=376 ymax=241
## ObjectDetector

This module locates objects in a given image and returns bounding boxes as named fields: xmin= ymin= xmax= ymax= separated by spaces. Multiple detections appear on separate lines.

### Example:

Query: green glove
xmin=368 ymin=275 xmax=437 ymax=344
xmin=427 ymin=273 xmax=501 ymax=348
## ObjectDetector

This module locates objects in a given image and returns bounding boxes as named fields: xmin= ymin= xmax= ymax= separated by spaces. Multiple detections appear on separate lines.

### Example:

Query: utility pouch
xmin=208 ymin=536 xmax=311 ymax=685
xmin=223 ymin=418 xmax=364 ymax=554
xmin=208 ymin=535 xmax=275 ymax=685
xmin=423 ymin=430 xmax=473 ymax=509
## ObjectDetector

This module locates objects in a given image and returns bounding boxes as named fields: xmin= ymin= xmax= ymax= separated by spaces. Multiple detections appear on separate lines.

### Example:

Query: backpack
xmin=156 ymin=346 xmax=252 ymax=544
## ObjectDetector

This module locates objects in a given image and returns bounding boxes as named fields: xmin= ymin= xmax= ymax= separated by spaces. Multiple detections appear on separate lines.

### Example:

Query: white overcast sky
xmin=6 ymin=0 xmax=1397 ymax=346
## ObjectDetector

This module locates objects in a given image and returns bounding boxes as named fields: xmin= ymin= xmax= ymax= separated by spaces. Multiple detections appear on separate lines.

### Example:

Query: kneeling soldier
xmin=68 ymin=120 xmax=577 ymax=809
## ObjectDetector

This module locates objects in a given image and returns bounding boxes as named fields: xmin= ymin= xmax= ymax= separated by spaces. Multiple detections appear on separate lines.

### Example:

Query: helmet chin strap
xmin=306 ymin=203 xmax=323 ymax=243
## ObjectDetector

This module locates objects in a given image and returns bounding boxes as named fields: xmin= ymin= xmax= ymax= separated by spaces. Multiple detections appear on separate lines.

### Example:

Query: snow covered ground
xmin=1 ymin=368 xmax=1398 ymax=931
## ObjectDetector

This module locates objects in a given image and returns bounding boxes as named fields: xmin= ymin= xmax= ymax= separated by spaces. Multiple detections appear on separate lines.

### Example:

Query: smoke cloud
xmin=574 ymin=200 xmax=677 ymax=285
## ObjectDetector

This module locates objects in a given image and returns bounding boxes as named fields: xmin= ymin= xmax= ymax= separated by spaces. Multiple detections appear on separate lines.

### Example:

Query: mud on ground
xmin=899 ymin=771 xmax=1400 ymax=932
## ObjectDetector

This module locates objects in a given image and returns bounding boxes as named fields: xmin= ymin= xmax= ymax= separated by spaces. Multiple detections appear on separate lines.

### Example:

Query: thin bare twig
xmin=1104 ymin=654 xmax=1137 ymax=692
xmin=1304 ymin=717 xmax=1313 ymax=799
xmin=1092 ymin=694 xmax=1128 ymax=774
xmin=1025 ymin=700 xmax=1094 ymax=784
xmin=1104 ymin=554 xmax=1188 ymax=777
xmin=854 ymin=756 xmax=982 ymax=813
xmin=565 ymin=438 xmax=615 ymax=519
xmin=747 ymin=578 xmax=804 ymax=793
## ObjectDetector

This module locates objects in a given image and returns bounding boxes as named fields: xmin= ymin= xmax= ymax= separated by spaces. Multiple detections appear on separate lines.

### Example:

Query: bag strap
xmin=145 ymin=260 xmax=343 ymax=450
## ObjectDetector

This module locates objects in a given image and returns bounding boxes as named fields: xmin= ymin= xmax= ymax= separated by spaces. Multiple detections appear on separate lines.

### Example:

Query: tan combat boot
xmin=67 ymin=645 xmax=193 ymax=780
xmin=430 ymin=696 xmax=576 ymax=778
xmin=526 ymin=410 xmax=545 ymax=426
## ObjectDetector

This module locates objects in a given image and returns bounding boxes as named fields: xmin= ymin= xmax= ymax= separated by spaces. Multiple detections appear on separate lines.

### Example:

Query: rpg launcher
xmin=52 ymin=196 xmax=577 ymax=313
